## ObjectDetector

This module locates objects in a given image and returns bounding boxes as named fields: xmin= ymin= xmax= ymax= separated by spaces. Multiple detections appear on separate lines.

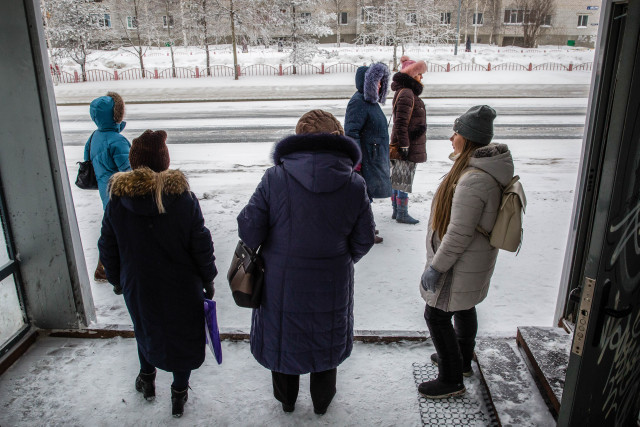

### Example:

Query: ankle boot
xmin=418 ymin=378 xmax=466 ymax=399
xmin=391 ymin=195 xmax=397 ymax=220
xmin=171 ymin=387 xmax=189 ymax=418
xmin=396 ymin=198 xmax=419 ymax=224
xmin=94 ymin=260 xmax=108 ymax=283
xmin=135 ymin=370 xmax=156 ymax=401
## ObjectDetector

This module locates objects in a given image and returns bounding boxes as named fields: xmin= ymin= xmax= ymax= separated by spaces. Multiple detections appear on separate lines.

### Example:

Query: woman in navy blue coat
xmin=98 ymin=130 xmax=217 ymax=418
xmin=237 ymin=110 xmax=376 ymax=415
xmin=344 ymin=63 xmax=392 ymax=243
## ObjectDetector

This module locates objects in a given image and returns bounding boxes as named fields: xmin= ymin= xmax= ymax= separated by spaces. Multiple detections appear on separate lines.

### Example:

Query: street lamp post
xmin=454 ymin=0 xmax=462 ymax=55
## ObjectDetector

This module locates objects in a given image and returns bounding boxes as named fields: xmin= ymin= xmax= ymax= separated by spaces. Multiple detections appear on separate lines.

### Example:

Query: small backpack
xmin=478 ymin=175 xmax=527 ymax=253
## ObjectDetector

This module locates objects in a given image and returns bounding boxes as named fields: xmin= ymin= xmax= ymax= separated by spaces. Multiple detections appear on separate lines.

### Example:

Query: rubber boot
xmin=171 ymin=387 xmax=188 ymax=418
xmin=391 ymin=195 xmax=397 ymax=220
xmin=135 ymin=370 xmax=156 ymax=401
xmin=396 ymin=197 xmax=419 ymax=224
xmin=94 ymin=259 xmax=108 ymax=283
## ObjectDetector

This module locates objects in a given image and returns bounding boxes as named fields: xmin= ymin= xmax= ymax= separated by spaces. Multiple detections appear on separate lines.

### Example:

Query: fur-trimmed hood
xmin=468 ymin=143 xmax=514 ymax=187
xmin=90 ymin=94 xmax=126 ymax=133
xmin=109 ymin=168 xmax=190 ymax=215
xmin=391 ymin=71 xmax=424 ymax=96
xmin=355 ymin=63 xmax=390 ymax=105
xmin=272 ymin=133 xmax=361 ymax=193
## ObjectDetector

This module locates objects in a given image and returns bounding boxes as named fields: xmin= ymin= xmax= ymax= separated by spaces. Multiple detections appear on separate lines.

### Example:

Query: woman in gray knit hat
xmin=417 ymin=106 xmax=515 ymax=399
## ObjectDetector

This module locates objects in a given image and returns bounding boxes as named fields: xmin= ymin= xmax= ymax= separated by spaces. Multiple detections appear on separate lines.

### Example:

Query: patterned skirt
xmin=390 ymin=159 xmax=417 ymax=193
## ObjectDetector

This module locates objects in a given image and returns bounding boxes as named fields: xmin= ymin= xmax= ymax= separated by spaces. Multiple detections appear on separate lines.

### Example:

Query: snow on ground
xmin=53 ymin=43 xmax=595 ymax=74
xmin=65 ymin=132 xmax=581 ymax=335
xmin=1 ymin=336 xmax=503 ymax=426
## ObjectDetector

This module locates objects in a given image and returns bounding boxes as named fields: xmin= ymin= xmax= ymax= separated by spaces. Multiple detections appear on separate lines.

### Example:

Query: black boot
xmin=171 ymin=387 xmax=188 ymax=418
xmin=135 ymin=370 xmax=156 ymax=401
xmin=430 ymin=353 xmax=473 ymax=377
xmin=418 ymin=378 xmax=466 ymax=399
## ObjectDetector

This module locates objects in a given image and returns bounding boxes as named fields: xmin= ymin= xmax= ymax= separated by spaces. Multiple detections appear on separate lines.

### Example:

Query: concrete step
xmin=517 ymin=326 xmax=572 ymax=414
xmin=475 ymin=337 xmax=556 ymax=426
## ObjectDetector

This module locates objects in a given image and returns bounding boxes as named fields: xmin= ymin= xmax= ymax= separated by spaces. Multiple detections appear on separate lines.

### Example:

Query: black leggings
xmin=271 ymin=368 xmax=337 ymax=409
xmin=138 ymin=345 xmax=191 ymax=390
xmin=424 ymin=304 xmax=478 ymax=383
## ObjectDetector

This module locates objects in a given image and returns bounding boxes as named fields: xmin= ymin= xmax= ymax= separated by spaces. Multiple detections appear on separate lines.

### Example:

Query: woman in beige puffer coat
xmin=417 ymin=105 xmax=515 ymax=400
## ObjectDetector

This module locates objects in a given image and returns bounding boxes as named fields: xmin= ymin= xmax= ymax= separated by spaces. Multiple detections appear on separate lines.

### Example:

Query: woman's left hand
xmin=421 ymin=266 xmax=442 ymax=293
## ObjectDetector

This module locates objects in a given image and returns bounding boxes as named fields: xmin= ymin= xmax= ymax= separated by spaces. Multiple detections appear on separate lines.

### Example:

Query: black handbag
xmin=76 ymin=132 xmax=98 ymax=190
xmin=227 ymin=240 xmax=264 ymax=308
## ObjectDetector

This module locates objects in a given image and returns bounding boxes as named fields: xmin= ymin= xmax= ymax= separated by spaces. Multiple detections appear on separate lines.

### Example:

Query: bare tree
xmin=114 ymin=0 xmax=158 ymax=74
xmin=515 ymin=0 xmax=555 ymax=48
xmin=155 ymin=0 xmax=180 ymax=76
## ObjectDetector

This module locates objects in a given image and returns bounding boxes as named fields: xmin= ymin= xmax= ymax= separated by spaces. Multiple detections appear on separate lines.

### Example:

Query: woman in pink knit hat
xmin=389 ymin=56 xmax=428 ymax=224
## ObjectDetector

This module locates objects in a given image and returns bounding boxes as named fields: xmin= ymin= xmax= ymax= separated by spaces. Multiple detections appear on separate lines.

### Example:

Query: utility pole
xmin=454 ymin=0 xmax=462 ymax=55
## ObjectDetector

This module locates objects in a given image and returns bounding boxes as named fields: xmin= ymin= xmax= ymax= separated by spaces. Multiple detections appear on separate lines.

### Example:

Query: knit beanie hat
xmin=129 ymin=129 xmax=170 ymax=172
xmin=400 ymin=55 xmax=427 ymax=78
xmin=453 ymin=105 xmax=497 ymax=146
xmin=295 ymin=109 xmax=345 ymax=136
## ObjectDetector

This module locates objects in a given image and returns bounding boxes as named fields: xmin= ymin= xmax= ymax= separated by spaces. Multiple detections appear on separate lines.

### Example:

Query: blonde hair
xmin=431 ymin=138 xmax=483 ymax=239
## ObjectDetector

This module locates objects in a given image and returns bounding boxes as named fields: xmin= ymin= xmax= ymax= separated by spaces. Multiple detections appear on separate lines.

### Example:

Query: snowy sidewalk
xmin=0 ymin=335 xmax=446 ymax=426
xmin=52 ymin=71 xmax=591 ymax=105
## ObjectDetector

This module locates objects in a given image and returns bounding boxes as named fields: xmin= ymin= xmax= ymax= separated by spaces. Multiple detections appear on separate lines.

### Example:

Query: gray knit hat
xmin=453 ymin=105 xmax=496 ymax=146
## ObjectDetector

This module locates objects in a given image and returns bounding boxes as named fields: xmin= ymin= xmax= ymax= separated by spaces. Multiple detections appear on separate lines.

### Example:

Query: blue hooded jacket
xmin=344 ymin=63 xmax=392 ymax=199
xmin=84 ymin=95 xmax=131 ymax=209
xmin=237 ymin=133 xmax=375 ymax=374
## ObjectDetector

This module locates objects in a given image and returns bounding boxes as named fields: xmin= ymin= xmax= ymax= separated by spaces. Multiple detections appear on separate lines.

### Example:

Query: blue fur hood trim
xmin=272 ymin=133 xmax=361 ymax=165
xmin=364 ymin=63 xmax=390 ymax=105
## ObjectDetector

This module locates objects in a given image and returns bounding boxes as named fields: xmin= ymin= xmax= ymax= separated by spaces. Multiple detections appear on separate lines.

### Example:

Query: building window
xmin=362 ymin=6 xmax=378 ymax=23
xmin=440 ymin=12 xmax=451 ymax=25
xmin=340 ymin=11 xmax=348 ymax=25
xmin=300 ymin=12 xmax=311 ymax=24
xmin=504 ymin=9 xmax=523 ymax=24
xmin=578 ymin=14 xmax=588 ymax=27
xmin=406 ymin=11 xmax=417 ymax=25
xmin=90 ymin=13 xmax=111 ymax=28
xmin=473 ymin=12 xmax=483 ymax=25
xmin=163 ymin=15 xmax=174 ymax=28
xmin=127 ymin=16 xmax=138 ymax=29
xmin=542 ymin=14 xmax=552 ymax=26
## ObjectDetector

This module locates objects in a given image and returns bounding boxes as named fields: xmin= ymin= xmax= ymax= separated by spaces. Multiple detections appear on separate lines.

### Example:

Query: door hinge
xmin=572 ymin=277 xmax=596 ymax=356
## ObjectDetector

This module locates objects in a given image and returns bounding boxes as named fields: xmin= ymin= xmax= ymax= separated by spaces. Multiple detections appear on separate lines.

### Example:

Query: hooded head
xmin=89 ymin=92 xmax=125 ymax=132
xmin=453 ymin=105 xmax=497 ymax=146
xmin=295 ymin=109 xmax=345 ymax=136
xmin=399 ymin=55 xmax=427 ymax=78
xmin=129 ymin=129 xmax=171 ymax=172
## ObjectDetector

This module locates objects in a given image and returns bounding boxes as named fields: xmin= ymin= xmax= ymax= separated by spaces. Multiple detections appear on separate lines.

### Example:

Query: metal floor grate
xmin=412 ymin=362 xmax=498 ymax=426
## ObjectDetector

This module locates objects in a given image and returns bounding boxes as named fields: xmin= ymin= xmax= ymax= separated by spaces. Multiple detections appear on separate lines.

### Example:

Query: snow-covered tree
xmin=357 ymin=0 xmax=454 ymax=69
xmin=41 ymin=0 xmax=110 ymax=81
xmin=270 ymin=0 xmax=334 ymax=70
xmin=155 ymin=0 xmax=181 ymax=76
xmin=114 ymin=0 xmax=157 ymax=74
xmin=327 ymin=0 xmax=348 ymax=47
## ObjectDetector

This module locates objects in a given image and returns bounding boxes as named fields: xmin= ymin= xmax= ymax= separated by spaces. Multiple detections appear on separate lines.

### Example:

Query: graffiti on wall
xmin=598 ymin=309 xmax=640 ymax=424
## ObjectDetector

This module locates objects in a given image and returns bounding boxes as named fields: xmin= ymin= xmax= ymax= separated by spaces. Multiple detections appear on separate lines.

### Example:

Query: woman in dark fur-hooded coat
xmin=344 ymin=63 xmax=392 ymax=200
xmin=98 ymin=130 xmax=217 ymax=409
xmin=237 ymin=110 xmax=375 ymax=414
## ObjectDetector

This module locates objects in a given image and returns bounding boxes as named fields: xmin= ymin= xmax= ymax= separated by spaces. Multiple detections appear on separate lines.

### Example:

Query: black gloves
xmin=204 ymin=281 xmax=215 ymax=299
xmin=113 ymin=284 xmax=123 ymax=295
xmin=400 ymin=147 xmax=409 ymax=161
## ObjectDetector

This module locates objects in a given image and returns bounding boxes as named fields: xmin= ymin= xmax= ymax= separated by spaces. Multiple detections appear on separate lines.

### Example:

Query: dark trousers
xmin=424 ymin=304 xmax=478 ymax=383
xmin=271 ymin=369 xmax=337 ymax=410
xmin=138 ymin=345 xmax=191 ymax=390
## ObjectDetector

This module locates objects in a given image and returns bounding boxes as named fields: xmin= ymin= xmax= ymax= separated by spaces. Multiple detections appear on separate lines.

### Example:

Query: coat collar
xmin=272 ymin=133 xmax=361 ymax=166
xmin=109 ymin=168 xmax=189 ymax=198
xmin=391 ymin=72 xmax=423 ymax=96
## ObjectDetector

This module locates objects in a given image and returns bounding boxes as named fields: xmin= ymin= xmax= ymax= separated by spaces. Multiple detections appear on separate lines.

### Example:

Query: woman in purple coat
xmin=237 ymin=110 xmax=376 ymax=415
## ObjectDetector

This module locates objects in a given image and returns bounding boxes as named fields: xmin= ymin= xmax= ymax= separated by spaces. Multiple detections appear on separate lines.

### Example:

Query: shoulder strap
xmin=86 ymin=130 xmax=97 ymax=161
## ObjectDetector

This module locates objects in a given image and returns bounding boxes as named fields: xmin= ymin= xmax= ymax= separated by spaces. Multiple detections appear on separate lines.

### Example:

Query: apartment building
xmin=50 ymin=0 xmax=600 ymax=48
